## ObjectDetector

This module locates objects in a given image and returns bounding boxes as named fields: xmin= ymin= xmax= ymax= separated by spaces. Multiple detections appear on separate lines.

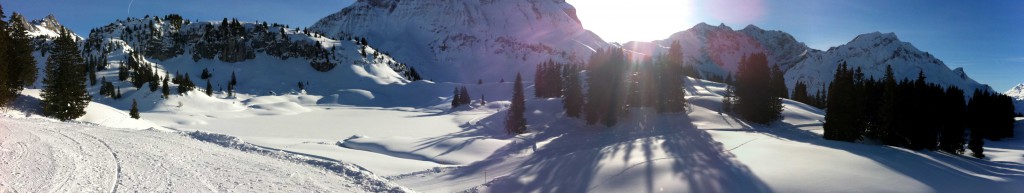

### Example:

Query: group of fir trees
xmin=823 ymin=64 xmax=1015 ymax=158
xmin=582 ymin=42 xmax=689 ymax=127
xmin=790 ymin=81 xmax=827 ymax=108
xmin=0 ymin=8 xmax=39 ymax=108
xmin=967 ymin=90 xmax=1018 ymax=158
xmin=728 ymin=53 xmax=784 ymax=124
xmin=534 ymin=60 xmax=564 ymax=98
xmin=451 ymin=86 xmax=472 ymax=109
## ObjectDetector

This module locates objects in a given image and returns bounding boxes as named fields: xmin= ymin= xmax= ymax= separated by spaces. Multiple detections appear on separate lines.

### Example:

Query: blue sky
xmin=4 ymin=0 xmax=1022 ymax=91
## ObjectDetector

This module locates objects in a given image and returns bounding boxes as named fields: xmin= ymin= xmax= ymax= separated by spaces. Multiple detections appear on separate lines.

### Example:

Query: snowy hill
xmin=309 ymin=0 xmax=608 ymax=82
xmin=623 ymin=23 xmax=992 ymax=94
xmin=1006 ymin=83 xmax=1024 ymax=115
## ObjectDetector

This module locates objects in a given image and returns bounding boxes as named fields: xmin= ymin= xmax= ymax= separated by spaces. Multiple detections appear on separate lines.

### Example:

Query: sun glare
xmin=568 ymin=0 xmax=765 ymax=43
xmin=567 ymin=0 xmax=696 ymax=43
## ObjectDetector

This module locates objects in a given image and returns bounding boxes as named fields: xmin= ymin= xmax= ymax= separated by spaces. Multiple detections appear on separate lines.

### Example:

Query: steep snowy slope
xmin=310 ymin=0 xmax=608 ymax=82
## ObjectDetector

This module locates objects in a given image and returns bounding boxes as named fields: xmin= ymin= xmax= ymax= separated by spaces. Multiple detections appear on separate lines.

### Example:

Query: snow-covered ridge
xmin=310 ymin=0 xmax=609 ymax=82
xmin=787 ymin=31 xmax=991 ymax=94
xmin=1006 ymin=83 xmax=1024 ymax=115
xmin=1006 ymin=83 xmax=1024 ymax=100
xmin=623 ymin=23 xmax=991 ymax=94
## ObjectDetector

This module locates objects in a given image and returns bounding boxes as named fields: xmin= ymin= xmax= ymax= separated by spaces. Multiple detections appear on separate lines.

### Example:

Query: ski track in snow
xmin=0 ymin=117 xmax=391 ymax=192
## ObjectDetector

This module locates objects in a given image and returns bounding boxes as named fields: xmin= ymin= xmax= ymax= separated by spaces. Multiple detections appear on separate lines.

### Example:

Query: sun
xmin=566 ymin=0 xmax=698 ymax=43
xmin=567 ymin=0 xmax=765 ymax=43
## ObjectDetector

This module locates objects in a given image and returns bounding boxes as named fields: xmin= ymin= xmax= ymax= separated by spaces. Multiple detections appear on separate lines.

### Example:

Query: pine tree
xmin=769 ymin=65 xmax=788 ymax=99
xmin=562 ymin=64 xmax=584 ymax=118
xmin=734 ymin=53 xmax=782 ymax=124
xmin=938 ymin=86 xmax=966 ymax=154
xmin=659 ymin=41 xmax=687 ymax=113
xmin=451 ymin=87 xmax=461 ymax=109
xmin=230 ymin=71 xmax=237 ymax=86
xmin=459 ymin=86 xmax=471 ymax=105
xmin=149 ymin=75 xmax=159 ymax=92
xmin=161 ymin=77 xmax=170 ymax=98
xmin=129 ymin=99 xmax=140 ymax=119
xmin=40 ymin=29 xmax=91 ymax=121
xmin=205 ymin=79 xmax=213 ymax=96
xmin=823 ymin=63 xmax=861 ymax=142
xmin=1 ymin=12 xmax=39 ymax=106
xmin=0 ymin=7 xmax=10 ymax=106
xmin=506 ymin=73 xmax=527 ymax=134
xmin=876 ymin=65 xmax=900 ymax=145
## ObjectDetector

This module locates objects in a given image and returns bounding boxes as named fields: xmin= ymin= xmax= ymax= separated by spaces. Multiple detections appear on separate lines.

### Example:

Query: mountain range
xmin=17 ymin=0 xmax=998 ymax=103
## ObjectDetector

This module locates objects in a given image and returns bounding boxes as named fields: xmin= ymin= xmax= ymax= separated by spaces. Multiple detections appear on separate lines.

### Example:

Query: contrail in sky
xmin=127 ymin=0 xmax=135 ymax=17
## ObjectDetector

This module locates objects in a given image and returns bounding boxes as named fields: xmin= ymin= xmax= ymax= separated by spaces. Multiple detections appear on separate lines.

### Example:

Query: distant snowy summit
xmin=624 ymin=23 xmax=992 ymax=94
xmin=1006 ymin=83 xmax=1024 ymax=115
xmin=1006 ymin=83 xmax=1024 ymax=100
xmin=310 ymin=0 xmax=608 ymax=82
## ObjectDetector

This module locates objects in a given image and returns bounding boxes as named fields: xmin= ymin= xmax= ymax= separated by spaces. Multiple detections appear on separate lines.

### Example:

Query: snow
xmin=622 ymin=23 xmax=992 ymax=95
xmin=310 ymin=0 xmax=609 ymax=83
xmin=0 ymin=117 xmax=409 ymax=192
xmin=7 ymin=8 xmax=1023 ymax=193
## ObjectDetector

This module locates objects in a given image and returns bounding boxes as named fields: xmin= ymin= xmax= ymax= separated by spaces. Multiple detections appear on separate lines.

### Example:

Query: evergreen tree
xmin=876 ymin=65 xmax=901 ymax=145
xmin=506 ymin=73 xmax=527 ymax=134
xmin=562 ymin=64 xmax=584 ymax=118
xmin=230 ymin=71 xmax=237 ymax=86
xmin=823 ymin=63 xmax=865 ymax=142
xmin=734 ymin=53 xmax=782 ymax=124
xmin=0 ymin=7 xmax=10 ymax=106
xmin=659 ymin=41 xmax=687 ymax=113
xmin=149 ymin=75 xmax=159 ymax=92
xmin=967 ymin=89 xmax=987 ymax=158
xmin=1 ymin=12 xmax=39 ymax=106
xmin=451 ymin=87 xmax=461 ymax=109
xmin=227 ymin=83 xmax=234 ymax=98
xmin=769 ymin=65 xmax=788 ymax=99
xmin=459 ymin=86 xmax=471 ymax=106
xmin=40 ymin=29 xmax=91 ymax=121
xmin=205 ymin=79 xmax=213 ymax=96
xmin=161 ymin=77 xmax=170 ymax=98
xmin=938 ymin=86 xmax=966 ymax=154
xmin=129 ymin=99 xmax=140 ymax=119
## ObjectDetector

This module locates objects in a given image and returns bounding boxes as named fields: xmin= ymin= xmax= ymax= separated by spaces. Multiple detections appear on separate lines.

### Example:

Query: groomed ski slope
xmin=0 ymin=117 xmax=409 ymax=192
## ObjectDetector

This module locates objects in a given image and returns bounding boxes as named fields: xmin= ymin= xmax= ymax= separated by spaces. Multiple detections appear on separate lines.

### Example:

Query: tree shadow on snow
xmin=448 ymin=109 xmax=774 ymax=193
xmin=763 ymin=121 xmax=1024 ymax=192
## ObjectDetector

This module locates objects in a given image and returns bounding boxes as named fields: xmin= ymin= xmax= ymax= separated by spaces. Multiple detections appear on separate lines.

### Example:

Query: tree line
xmin=823 ymin=63 xmax=1016 ymax=158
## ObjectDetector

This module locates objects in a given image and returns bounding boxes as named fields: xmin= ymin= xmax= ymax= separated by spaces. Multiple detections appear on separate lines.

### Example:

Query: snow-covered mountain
xmin=18 ymin=14 xmax=449 ymax=108
xmin=1006 ymin=83 xmax=1024 ymax=115
xmin=624 ymin=23 xmax=991 ymax=94
xmin=786 ymin=32 xmax=990 ymax=94
xmin=621 ymin=23 xmax=813 ymax=77
xmin=310 ymin=0 xmax=608 ymax=82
